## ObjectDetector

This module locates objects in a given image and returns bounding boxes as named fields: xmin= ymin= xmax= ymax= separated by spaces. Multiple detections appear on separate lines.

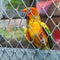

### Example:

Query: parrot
xmin=21 ymin=7 xmax=54 ymax=50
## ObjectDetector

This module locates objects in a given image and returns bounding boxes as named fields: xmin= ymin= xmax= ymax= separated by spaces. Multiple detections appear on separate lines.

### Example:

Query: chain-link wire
xmin=0 ymin=0 xmax=60 ymax=60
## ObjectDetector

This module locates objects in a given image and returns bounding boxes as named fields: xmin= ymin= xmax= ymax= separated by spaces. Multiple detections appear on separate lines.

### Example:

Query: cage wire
xmin=0 ymin=0 xmax=60 ymax=60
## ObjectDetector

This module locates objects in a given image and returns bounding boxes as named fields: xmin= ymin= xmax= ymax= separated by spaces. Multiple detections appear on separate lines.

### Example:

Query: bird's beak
xmin=20 ymin=11 xmax=29 ymax=20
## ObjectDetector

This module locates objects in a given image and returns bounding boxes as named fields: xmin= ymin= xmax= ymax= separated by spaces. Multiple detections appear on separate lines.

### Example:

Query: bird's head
xmin=22 ymin=7 xmax=39 ymax=19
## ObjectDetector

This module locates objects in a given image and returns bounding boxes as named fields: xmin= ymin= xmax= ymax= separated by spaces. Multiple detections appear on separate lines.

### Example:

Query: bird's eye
xmin=27 ymin=8 xmax=32 ymax=13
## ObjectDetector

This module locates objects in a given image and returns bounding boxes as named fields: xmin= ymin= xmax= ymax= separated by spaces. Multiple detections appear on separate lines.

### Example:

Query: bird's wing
xmin=40 ymin=22 xmax=54 ymax=48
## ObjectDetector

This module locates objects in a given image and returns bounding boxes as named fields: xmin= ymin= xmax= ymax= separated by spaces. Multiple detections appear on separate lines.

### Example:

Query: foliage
xmin=4 ymin=0 xmax=24 ymax=10
xmin=0 ymin=27 xmax=25 ymax=40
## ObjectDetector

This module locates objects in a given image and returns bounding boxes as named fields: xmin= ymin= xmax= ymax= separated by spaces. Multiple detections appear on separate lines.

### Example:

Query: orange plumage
xmin=23 ymin=7 xmax=50 ymax=49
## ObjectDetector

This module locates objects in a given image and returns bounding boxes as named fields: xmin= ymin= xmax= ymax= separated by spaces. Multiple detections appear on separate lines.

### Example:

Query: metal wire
xmin=0 ymin=0 xmax=60 ymax=60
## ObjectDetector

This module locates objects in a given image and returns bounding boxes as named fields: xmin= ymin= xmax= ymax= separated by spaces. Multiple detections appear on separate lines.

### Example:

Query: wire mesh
xmin=0 ymin=0 xmax=60 ymax=60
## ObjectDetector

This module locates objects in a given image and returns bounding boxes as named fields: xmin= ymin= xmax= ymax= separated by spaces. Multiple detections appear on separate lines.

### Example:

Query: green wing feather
xmin=40 ymin=22 xmax=54 ymax=49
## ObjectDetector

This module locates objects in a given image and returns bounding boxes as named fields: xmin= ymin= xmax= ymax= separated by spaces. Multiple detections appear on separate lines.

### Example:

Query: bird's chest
xmin=28 ymin=20 xmax=42 ymax=37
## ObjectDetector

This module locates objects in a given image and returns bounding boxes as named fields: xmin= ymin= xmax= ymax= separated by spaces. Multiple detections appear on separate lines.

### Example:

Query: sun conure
xmin=22 ymin=7 xmax=54 ymax=50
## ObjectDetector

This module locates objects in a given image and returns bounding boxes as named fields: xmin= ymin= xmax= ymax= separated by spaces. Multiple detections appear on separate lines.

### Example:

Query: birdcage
xmin=0 ymin=0 xmax=60 ymax=60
